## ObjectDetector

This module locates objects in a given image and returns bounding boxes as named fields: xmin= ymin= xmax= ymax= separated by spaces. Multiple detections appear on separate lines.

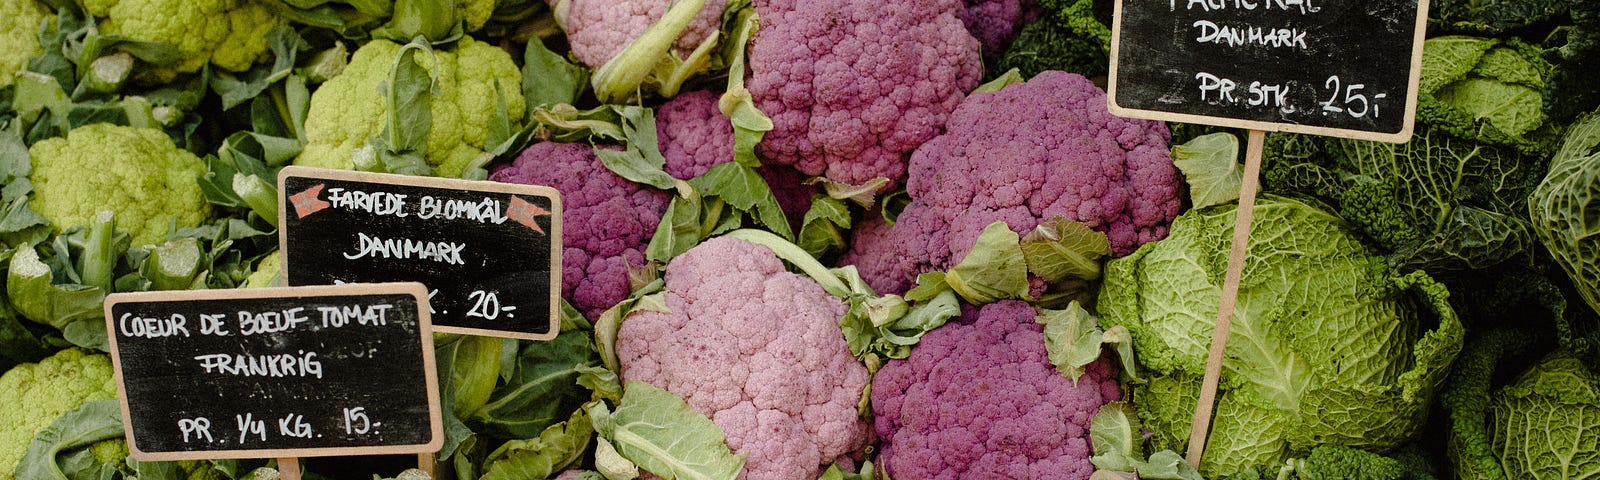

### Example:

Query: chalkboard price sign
xmin=105 ymin=283 xmax=441 ymax=461
xmin=1109 ymin=0 xmax=1429 ymax=142
xmin=278 ymin=167 xmax=562 ymax=341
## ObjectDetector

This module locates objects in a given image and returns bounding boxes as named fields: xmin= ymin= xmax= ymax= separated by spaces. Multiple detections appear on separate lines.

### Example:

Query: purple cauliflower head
xmin=872 ymin=300 xmax=1123 ymax=480
xmin=748 ymin=0 xmax=983 ymax=189
xmin=841 ymin=70 xmax=1179 ymax=295
xmin=616 ymin=236 xmax=870 ymax=480
xmin=558 ymin=0 xmax=729 ymax=69
xmin=656 ymin=89 xmax=818 ymax=225
xmin=490 ymin=142 xmax=670 ymax=320
xmin=962 ymin=0 xmax=1040 ymax=63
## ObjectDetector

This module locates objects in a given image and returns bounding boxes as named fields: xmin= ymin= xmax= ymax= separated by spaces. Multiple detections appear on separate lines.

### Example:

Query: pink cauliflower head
xmin=490 ymin=142 xmax=670 ymax=320
xmin=748 ymin=0 xmax=983 ymax=189
xmin=841 ymin=70 xmax=1179 ymax=295
xmin=558 ymin=0 xmax=729 ymax=69
xmin=962 ymin=0 xmax=1041 ymax=63
xmin=656 ymin=90 xmax=819 ymax=226
xmin=871 ymin=300 xmax=1123 ymax=480
xmin=616 ymin=236 xmax=870 ymax=480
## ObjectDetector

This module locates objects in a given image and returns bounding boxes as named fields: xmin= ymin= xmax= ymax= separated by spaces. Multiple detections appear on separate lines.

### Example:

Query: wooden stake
xmin=278 ymin=458 xmax=301 ymax=480
xmin=418 ymin=453 xmax=437 ymax=477
xmin=1184 ymin=129 xmax=1266 ymax=469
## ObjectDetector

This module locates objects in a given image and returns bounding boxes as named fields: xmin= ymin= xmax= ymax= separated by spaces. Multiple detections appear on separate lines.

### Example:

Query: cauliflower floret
xmin=0 ymin=0 xmax=52 ymax=84
xmin=656 ymin=90 xmax=817 ymax=226
xmin=86 ymin=0 xmax=287 ymax=74
xmin=559 ymin=0 xmax=728 ymax=69
xmin=29 ymin=123 xmax=213 ymax=245
xmin=872 ymin=300 xmax=1122 ymax=479
xmin=962 ymin=0 xmax=1039 ymax=63
xmin=0 ymin=348 xmax=118 ymax=480
xmin=749 ymin=0 xmax=982 ymax=189
xmin=616 ymin=236 xmax=869 ymax=480
xmin=840 ymin=71 xmax=1179 ymax=294
xmin=296 ymin=36 xmax=526 ymax=178
xmin=490 ymin=142 xmax=669 ymax=320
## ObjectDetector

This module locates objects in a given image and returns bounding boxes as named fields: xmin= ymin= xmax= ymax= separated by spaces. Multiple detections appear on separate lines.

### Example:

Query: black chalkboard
xmin=1109 ymin=0 xmax=1428 ymax=142
xmin=105 ymin=283 xmax=441 ymax=461
xmin=278 ymin=167 xmax=562 ymax=340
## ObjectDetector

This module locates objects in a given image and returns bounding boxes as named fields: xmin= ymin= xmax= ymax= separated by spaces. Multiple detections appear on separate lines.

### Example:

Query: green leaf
xmin=371 ymin=0 xmax=461 ymax=44
xmin=471 ymin=331 xmax=597 ymax=438
xmin=1135 ymin=451 xmax=1205 ymax=480
xmin=593 ymin=107 xmax=678 ymax=190
xmin=480 ymin=408 xmax=596 ymax=480
xmin=1088 ymin=402 xmax=1144 ymax=473
xmin=690 ymin=162 xmax=793 ymax=240
xmin=486 ymin=79 xmax=515 ymax=151
xmin=812 ymin=176 xmax=891 ymax=208
xmin=718 ymin=7 xmax=770 ymax=168
xmin=591 ymin=0 xmax=707 ymax=103
xmin=1170 ymin=133 xmax=1245 ymax=209
xmin=796 ymin=196 xmax=851 ymax=260
xmin=646 ymin=186 xmax=706 ymax=264
xmin=577 ymin=364 xmax=626 ymax=404
xmin=595 ymin=437 xmax=641 ymax=480
xmin=371 ymin=38 xmax=438 ymax=176
xmin=1035 ymin=301 xmax=1104 ymax=382
xmin=8 ymin=246 xmax=109 ymax=351
xmin=0 ymin=293 xmax=53 ymax=372
xmin=973 ymin=68 xmax=1026 ymax=94
xmin=1020 ymin=217 xmax=1112 ymax=283
xmin=590 ymin=382 xmax=745 ymax=480
xmin=723 ymin=229 xmax=849 ymax=297
xmin=523 ymin=36 xmax=590 ymax=111
xmin=437 ymin=334 xmax=504 ymax=418
xmin=15 ymin=400 xmax=126 ymax=480
xmin=209 ymin=26 xmax=307 ymax=110
xmin=593 ymin=280 xmax=666 ymax=372
xmin=944 ymin=221 xmax=1029 ymax=305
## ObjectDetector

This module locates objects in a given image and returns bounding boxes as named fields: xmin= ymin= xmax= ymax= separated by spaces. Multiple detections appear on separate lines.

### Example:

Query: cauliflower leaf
xmin=589 ymin=382 xmax=745 ymax=480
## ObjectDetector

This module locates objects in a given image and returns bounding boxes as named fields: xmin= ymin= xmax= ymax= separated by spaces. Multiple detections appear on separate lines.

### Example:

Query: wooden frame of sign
xmin=104 ymin=283 xmax=443 ymax=462
xmin=1108 ymin=0 xmax=1431 ymax=143
xmin=277 ymin=166 xmax=563 ymax=341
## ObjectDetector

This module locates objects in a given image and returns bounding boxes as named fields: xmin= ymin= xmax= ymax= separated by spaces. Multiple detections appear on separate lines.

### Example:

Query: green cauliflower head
xmin=1097 ymin=195 xmax=1465 ymax=477
xmin=29 ymin=123 xmax=212 ymax=245
xmin=81 ymin=0 xmax=288 ymax=75
xmin=0 ymin=0 xmax=52 ymax=84
xmin=295 ymin=36 xmax=525 ymax=178
xmin=0 ymin=348 xmax=117 ymax=480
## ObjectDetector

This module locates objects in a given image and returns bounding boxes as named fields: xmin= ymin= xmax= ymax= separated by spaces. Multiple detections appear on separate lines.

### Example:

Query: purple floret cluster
xmin=842 ymin=71 xmax=1180 ymax=295
xmin=490 ymin=142 xmax=670 ymax=320
xmin=748 ymin=0 xmax=983 ymax=190
xmin=962 ymin=0 xmax=1040 ymax=62
xmin=617 ymin=236 xmax=870 ymax=480
xmin=656 ymin=90 xmax=819 ymax=224
xmin=872 ymin=300 xmax=1123 ymax=480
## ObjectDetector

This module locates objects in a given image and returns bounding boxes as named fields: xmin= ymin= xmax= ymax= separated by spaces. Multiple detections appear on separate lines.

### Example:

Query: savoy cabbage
xmin=1097 ymin=195 xmax=1464 ymax=477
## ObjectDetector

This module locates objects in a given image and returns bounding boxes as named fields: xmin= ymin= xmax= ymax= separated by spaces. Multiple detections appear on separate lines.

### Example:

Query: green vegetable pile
xmin=0 ymin=0 xmax=1597 ymax=479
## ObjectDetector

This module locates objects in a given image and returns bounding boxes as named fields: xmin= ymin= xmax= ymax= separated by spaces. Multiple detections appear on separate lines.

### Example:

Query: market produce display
xmin=1 ymin=0 xmax=1598 ymax=479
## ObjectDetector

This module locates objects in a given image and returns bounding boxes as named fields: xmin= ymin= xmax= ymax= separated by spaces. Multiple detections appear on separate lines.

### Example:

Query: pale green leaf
xmin=1035 ymin=301 xmax=1104 ymax=382
xmin=945 ymin=221 xmax=1029 ymax=305
xmin=590 ymin=382 xmax=745 ymax=480
xmin=1088 ymin=402 xmax=1143 ymax=472
xmin=1020 ymin=217 xmax=1113 ymax=283
xmin=1170 ymin=133 xmax=1245 ymax=209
